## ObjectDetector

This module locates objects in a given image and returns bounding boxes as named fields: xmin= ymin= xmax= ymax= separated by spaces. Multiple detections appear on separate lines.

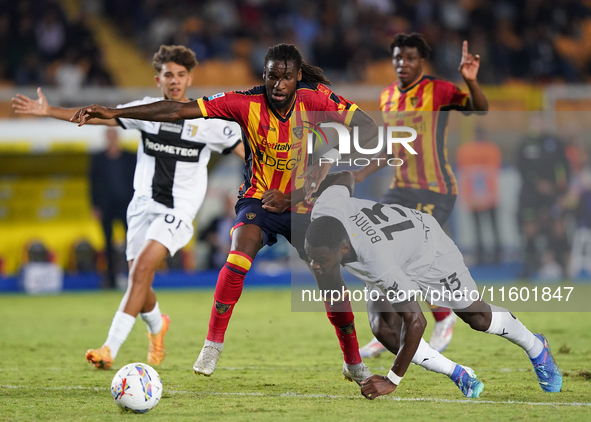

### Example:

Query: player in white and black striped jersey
xmin=12 ymin=45 xmax=245 ymax=370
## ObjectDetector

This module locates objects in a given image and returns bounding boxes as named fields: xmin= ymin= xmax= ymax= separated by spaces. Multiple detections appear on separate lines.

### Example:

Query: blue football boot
xmin=450 ymin=365 xmax=484 ymax=398
xmin=530 ymin=333 xmax=562 ymax=393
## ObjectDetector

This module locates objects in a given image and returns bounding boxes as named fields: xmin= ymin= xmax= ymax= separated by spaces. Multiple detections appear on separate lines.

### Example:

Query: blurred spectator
xmin=66 ymin=14 xmax=98 ymax=59
xmin=516 ymin=114 xmax=570 ymax=279
xmin=0 ymin=11 xmax=9 ymax=79
xmin=14 ymin=53 xmax=45 ymax=85
xmin=8 ymin=15 xmax=38 ymax=81
xmin=432 ymin=29 xmax=463 ymax=81
xmin=562 ymin=123 xmax=591 ymax=278
xmin=524 ymin=24 xmax=579 ymax=82
xmin=90 ymin=128 xmax=136 ymax=288
xmin=85 ymin=52 xmax=115 ymax=87
xmin=289 ymin=1 xmax=320 ymax=59
xmin=35 ymin=9 xmax=66 ymax=62
xmin=145 ymin=6 xmax=176 ymax=53
xmin=6 ymin=0 xmax=112 ymax=88
xmin=456 ymin=127 xmax=502 ymax=265
xmin=53 ymin=49 xmax=88 ymax=98
xmin=199 ymin=194 xmax=236 ymax=270
xmin=249 ymin=25 xmax=276 ymax=79
xmin=312 ymin=7 xmax=349 ymax=81
xmin=5 ymin=0 xmax=591 ymax=86
xmin=174 ymin=17 xmax=209 ymax=62
xmin=568 ymin=171 xmax=591 ymax=278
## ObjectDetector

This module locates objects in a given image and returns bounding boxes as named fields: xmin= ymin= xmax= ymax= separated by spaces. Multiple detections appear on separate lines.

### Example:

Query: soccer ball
xmin=111 ymin=363 xmax=162 ymax=413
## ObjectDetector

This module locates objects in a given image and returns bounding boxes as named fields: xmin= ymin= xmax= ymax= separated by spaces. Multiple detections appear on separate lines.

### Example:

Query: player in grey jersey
xmin=305 ymin=172 xmax=562 ymax=398
xmin=12 ymin=45 xmax=244 ymax=370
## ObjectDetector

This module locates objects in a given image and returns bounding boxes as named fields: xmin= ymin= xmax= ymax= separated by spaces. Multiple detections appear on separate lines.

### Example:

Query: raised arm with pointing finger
xmin=354 ymin=33 xmax=489 ymax=361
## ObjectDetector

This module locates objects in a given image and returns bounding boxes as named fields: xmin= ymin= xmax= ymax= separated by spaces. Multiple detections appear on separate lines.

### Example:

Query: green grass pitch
xmin=0 ymin=289 xmax=590 ymax=421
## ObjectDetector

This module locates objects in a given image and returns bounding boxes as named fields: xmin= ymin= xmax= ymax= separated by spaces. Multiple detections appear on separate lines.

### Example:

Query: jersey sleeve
xmin=309 ymin=84 xmax=359 ymax=126
xmin=115 ymin=97 xmax=160 ymax=132
xmin=196 ymin=92 xmax=250 ymax=128
xmin=437 ymin=80 xmax=469 ymax=110
xmin=201 ymin=119 xmax=243 ymax=154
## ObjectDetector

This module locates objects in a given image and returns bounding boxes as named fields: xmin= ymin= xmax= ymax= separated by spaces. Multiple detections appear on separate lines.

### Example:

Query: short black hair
xmin=152 ymin=45 xmax=198 ymax=73
xmin=389 ymin=33 xmax=431 ymax=59
xmin=305 ymin=216 xmax=349 ymax=251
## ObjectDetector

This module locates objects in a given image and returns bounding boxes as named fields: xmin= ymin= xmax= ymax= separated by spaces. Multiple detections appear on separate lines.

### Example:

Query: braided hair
xmin=264 ymin=43 xmax=331 ymax=86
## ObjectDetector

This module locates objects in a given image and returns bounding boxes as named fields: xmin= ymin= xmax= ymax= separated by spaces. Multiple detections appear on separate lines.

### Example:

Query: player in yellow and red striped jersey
xmin=353 ymin=33 xmax=488 ymax=357
xmin=195 ymin=79 xmax=357 ymax=214
xmin=72 ymin=43 xmax=379 ymax=386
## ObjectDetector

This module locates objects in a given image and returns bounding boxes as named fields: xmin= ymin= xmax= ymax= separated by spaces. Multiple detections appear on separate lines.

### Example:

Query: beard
xmin=267 ymin=90 xmax=296 ymax=112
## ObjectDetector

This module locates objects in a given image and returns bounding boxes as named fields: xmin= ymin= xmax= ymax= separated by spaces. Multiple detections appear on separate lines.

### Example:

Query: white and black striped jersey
xmin=116 ymin=96 xmax=242 ymax=221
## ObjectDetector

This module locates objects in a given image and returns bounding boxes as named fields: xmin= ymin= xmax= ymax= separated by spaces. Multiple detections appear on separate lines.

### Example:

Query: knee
xmin=129 ymin=260 xmax=154 ymax=284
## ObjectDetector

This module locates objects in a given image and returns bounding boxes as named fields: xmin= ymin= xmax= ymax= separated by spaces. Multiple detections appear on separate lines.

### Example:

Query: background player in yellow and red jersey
xmin=72 ymin=43 xmax=379 ymax=385
xmin=353 ymin=33 xmax=489 ymax=357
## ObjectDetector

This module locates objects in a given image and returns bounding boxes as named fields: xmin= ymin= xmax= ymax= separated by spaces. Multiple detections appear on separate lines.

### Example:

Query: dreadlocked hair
xmin=152 ymin=45 xmax=198 ymax=72
xmin=264 ymin=43 xmax=331 ymax=86
xmin=389 ymin=33 xmax=431 ymax=59
xmin=305 ymin=216 xmax=348 ymax=251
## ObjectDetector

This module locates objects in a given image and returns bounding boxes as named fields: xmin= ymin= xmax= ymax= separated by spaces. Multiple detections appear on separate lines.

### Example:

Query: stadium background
xmin=1 ymin=0 xmax=591 ymax=292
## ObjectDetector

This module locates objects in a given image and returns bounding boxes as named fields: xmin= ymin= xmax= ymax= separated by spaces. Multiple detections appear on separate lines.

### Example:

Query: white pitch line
xmin=168 ymin=390 xmax=591 ymax=407
xmin=0 ymin=366 xmax=557 ymax=373
xmin=2 ymin=385 xmax=590 ymax=407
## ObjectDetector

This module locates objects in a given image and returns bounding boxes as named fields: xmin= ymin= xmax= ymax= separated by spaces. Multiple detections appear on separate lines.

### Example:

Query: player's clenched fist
xmin=360 ymin=375 xmax=397 ymax=400
xmin=71 ymin=105 xmax=114 ymax=126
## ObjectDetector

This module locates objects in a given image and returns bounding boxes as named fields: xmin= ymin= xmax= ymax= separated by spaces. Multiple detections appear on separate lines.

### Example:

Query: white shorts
xmin=126 ymin=196 xmax=194 ymax=261
xmin=370 ymin=215 xmax=478 ymax=310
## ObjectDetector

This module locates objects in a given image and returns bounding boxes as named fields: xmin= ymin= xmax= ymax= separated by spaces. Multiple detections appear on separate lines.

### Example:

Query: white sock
xmin=411 ymin=338 xmax=456 ymax=377
xmin=485 ymin=304 xmax=544 ymax=358
xmin=140 ymin=302 xmax=163 ymax=334
xmin=104 ymin=311 xmax=136 ymax=359
xmin=205 ymin=339 xmax=223 ymax=351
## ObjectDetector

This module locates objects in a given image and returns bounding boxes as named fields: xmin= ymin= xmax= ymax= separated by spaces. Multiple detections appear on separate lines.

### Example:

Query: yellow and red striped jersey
xmin=197 ymin=82 xmax=357 ymax=213
xmin=380 ymin=75 xmax=469 ymax=195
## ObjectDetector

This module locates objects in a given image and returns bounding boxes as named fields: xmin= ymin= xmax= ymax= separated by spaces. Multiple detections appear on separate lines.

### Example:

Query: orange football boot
xmin=147 ymin=314 xmax=171 ymax=366
xmin=85 ymin=345 xmax=113 ymax=370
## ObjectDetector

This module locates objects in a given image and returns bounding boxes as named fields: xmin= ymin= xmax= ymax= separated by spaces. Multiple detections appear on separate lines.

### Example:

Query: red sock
xmin=431 ymin=306 xmax=451 ymax=322
xmin=207 ymin=251 xmax=253 ymax=343
xmin=324 ymin=300 xmax=362 ymax=365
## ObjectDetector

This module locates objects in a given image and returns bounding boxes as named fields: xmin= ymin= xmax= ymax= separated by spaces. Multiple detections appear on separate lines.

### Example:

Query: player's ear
xmin=262 ymin=68 xmax=266 ymax=81
xmin=297 ymin=68 xmax=302 ymax=82
xmin=341 ymin=242 xmax=350 ymax=256
xmin=187 ymin=72 xmax=193 ymax=87
xmin=154 ymin=75 xmax=161 ymax=87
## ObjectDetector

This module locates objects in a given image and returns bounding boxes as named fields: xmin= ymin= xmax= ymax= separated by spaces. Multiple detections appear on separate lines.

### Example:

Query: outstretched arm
xmin=459 ymin=41 xmax=488 ymax=112
xmin=361 ymin=300 xmax=426 ymax=399
xmin=345 ymin=108 xmax=379 ymax=158
xmin=351 ymin=148 xmax=389 ymax=184
xmin=71 ymin=99 xmax=203 ymax=127
xmin=12 ymin=88 xmax=118 ymax=126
